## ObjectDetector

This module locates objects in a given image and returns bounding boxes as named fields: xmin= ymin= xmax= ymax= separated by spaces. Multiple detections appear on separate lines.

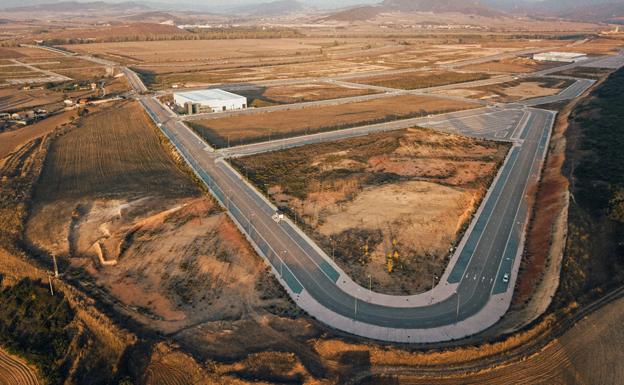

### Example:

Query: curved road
xmin=136 ymin=52 xmax=620 ymax=343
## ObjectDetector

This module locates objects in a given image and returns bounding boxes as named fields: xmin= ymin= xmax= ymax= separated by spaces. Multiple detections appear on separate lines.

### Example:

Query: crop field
xmin=350 ymin=70 xmax=491 ymax=90
xmin=0 ymin=110 xmax=75 ymax=160
xmin=69 ymin=37 xmax=576 ymax=89
xmin=0 ymin=47 xmax=61 ymax=60
xmin=190 ymin=94 xmax=478 ymax=148
xmin=233 ymin=82 xmax=379 ymax=107
xmin=231 ymin=127 xmax=509 ymax=294
xmin=33 ymin=101 xmax=197 ymax=202
xmin=437 ymin=77 xmax=575 ymax=103
xmin=0 ymin=87 xmax=63 ymax=112
xmin=62 ymin=38 xmax=390 ymax=64
xmin=0 ymin=348 xmax=40 ymax=385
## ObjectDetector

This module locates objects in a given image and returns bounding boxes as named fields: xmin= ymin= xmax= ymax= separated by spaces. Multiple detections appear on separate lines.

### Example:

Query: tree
xmin=609 ymin=188 xmax=624 ymax=223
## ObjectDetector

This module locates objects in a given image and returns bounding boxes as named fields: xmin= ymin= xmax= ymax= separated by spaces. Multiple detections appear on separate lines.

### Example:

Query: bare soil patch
xmin=231 ymin=127 xmax=509 ymax=294
xmin=25 ymin=100 xmax=297 ymax=333
xmin=234 ymin=82 xmax=378 ymax=108
xmin=350 ymin=70 xmax=490 ymax=90
xmin=0 ymin=110 xmax=74 ymax=160
xmin=439 ymin=77 xmax=574 ymax=103
xmin=461 ymin=56 xmax=560 ymax=73
xmin=191 ymin=94 xmax=478 ymax=148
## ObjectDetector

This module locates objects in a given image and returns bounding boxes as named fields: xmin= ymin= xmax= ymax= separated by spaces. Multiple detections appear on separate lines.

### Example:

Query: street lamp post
xmin=456 ymin=291 xmax=460 ymax=322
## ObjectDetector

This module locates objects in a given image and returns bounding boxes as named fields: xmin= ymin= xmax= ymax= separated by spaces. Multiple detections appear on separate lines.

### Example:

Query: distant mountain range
xmin=324 ymin=0 xmax=624 ymax=23
xmin=2 ymin=0 xmax=624 ymax=23
xmin=383 ymin=0 xmax=504 ymax=17
xmin=228 ymin=0 xmax=310 ymax=16
xmin=2 ymin=1 xmax=149 ymax=13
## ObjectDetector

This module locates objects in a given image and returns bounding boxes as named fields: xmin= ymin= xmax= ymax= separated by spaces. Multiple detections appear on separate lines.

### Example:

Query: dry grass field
xmin=234 ymin=82 xmax=379 ymax=107
xmin=190 ymin=94 xmax=478 ymax=148
xmin=0 ymin=348 xmax=40 ymax=385
xmin=31 ymin=101 xmax=196 ymax=202
xmin=231 ymin=127 xmax=509 ymax=294
xmin=351 ymin=70 xmax=491 ymax=90
xmin=25 ymin=101 xmax=298 ymax=331
xmin=460 ymin=56 xmax=560 ymax=73
xmin=558 ymin=36 xmax=624 ymax=55
xmin=437 ymin=77 xmax=574 ymax=103
xmin=0 ymin=87 xmax=63 ymax=112
xmin=0 ymin=110 xmax=75 ymax=160
xmin=66 ymin=37 xmax=579 ymax=89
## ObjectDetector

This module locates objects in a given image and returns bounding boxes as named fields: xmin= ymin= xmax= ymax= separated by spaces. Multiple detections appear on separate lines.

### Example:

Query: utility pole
xmin=48 ymin=274 xmax=54 ymax=296
xmin=52 ymin=254 xmax=59 ymax=278
xmin=368 ymin=274 xmax=372 ymax=293
xmin=354 ymin=297 xmax=358 ymax=320
xmin=456 ymin=291 xmax=460 ymax=322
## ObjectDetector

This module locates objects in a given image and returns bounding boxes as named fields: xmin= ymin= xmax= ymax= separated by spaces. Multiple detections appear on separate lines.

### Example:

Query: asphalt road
xmin=21 ymin=43 xmax=620 ymax=339
xmin=131 ymin=49 xmax=622 ymax=341
xmin=141 ymin=91 xmax=552 ymax=329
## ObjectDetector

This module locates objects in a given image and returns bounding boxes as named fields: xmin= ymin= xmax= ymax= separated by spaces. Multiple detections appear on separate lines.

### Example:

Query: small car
xmin=502 ymin=273 xmax=510 ymax=283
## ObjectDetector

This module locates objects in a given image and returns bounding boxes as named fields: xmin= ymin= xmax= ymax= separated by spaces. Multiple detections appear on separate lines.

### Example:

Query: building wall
xmin=174 ymin=93 xmax=247 ymax=114
xmin=533 ymin=53 xmax=587 ymax=63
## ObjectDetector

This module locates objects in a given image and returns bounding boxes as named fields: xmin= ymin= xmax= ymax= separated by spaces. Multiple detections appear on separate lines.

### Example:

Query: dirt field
xmin=234 ymin=82 xmax=378 ymax=107
xmin=0 ymin=87 xmax=63 ymax=112
xmin=558 ymin=36 xmax=624 ymax=55
xmin=190 ymin=94 xmax=478 ymax=148
xmin=460 ymin=56 xmax=560 ymax=73
xmin=25 ymin=100 xmax=297 ymax=332
xmin=437 ymin=77 xmax=574 ymax=103
xmin=0 ymin=110 xmax=74 ymax=160
xmin=231 ymin=127 xmax=509 ymax=294
xmin=351 ymin=70 xmax=490 ymax=90
xmin=0 ymin=347 xmax=40 ymax=385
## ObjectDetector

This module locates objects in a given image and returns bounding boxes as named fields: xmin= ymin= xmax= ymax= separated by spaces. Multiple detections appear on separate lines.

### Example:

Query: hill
xmin=229 ymin=0 xmax=309 ymax=16
xmin=322 ymin=5 xmax=384 ymax=21
xmin=324 ymin=0 xmax=505 ymax=22
xmin=2 ymin=1 xmax=149 ymax=13
xmin=382 ymin=0 xmax=505 ymax=17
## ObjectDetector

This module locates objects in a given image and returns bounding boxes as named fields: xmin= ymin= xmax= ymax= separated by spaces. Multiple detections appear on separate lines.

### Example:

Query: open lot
xmin=350 ymin=70 xmax=491 ymax=90
xmin=460 ymin=56 xmax=561 ymax=73
xmin=231 ymin=82 xmax=379 ymax=107
xmin=436 ymin=77 xmax=575 ymax=103
xmin=231 ymin=127 xmax=509 ymax=294
xmin=190 ymin=94 xmax=478 ymax=148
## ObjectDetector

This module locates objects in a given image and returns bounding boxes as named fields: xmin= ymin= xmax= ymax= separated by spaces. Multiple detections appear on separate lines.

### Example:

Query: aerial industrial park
xmin=1 ymin=0 xmax=624 ymax=384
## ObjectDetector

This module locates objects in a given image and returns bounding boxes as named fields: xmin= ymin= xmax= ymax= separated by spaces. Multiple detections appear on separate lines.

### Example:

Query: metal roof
xmin=174 ymin=88 xmax=245 ymax=102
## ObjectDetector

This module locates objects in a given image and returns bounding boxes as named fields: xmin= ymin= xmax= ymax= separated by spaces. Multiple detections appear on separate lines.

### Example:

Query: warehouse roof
xmin=174 ymin=89 xmax=245 ymax=102
xmin=535 ymin=52 xmax=586 ymax=58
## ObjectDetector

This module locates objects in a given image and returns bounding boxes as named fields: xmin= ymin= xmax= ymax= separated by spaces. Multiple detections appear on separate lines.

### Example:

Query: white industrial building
xmin=533 ymin=52 xmax=588 ymax=63
xmin=173 ymin=89 xmax=247 ymax=114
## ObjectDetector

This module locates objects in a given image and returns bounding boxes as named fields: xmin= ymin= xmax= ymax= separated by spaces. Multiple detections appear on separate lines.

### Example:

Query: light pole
xmin=456 ymin=291 xmax=460 ymax=322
